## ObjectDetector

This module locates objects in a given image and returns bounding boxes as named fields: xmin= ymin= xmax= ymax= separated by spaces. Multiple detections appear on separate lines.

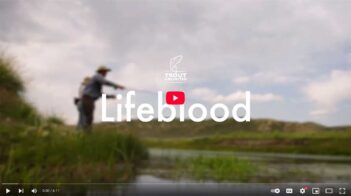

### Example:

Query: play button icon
xmin=6 ymin=188 xmax=10 ymax=194
xmin=166 ymin=91 xmax=185 ymax=105
xmin=173 ymin=95 xmax=178 ymax=101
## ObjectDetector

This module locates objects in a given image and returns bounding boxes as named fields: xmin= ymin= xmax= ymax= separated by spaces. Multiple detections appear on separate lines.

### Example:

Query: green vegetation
xmin=0 ymin=127 xmax=148 ymax=183
xmin=0 ymin=54 xmax=24 ymax=93
xmin=96 ymin=120 xmax=351 ymax=156
xmin=146 ymin=130 xmax=351 ymax=155
xmin=0 ymin=55 xmax=40 ymax=124
xmin=96 ymin=119 xmax=350 ymax=139
xmin=0 ymin=55 xmax=148 ymax=183
xmin=176 ymin=156 xmax=255 ymax=182
xmin=95 ymin=118 xmax=345 ymax=139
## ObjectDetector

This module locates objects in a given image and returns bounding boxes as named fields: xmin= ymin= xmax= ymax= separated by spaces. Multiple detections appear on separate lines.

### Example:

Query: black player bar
xmin=1 ymin=183 xmax=350 ymax=196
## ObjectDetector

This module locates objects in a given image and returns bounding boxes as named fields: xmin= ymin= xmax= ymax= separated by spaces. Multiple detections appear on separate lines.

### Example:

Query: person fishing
xmin=75 ymin=76 xmax=91 ymax=130
xmin=79 ymin=65 xmax=125 ymax=132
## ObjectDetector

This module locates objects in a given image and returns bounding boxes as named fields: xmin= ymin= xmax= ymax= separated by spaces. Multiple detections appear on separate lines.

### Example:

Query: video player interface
xmin=1 ymin=0 xmax=351 ymax=195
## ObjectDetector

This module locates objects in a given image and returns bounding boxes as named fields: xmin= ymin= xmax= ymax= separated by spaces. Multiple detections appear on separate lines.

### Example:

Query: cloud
xmin=80 ymin=0 xmax=351 ymax=84
xmin=232 ymin=72 xmax=302 ymax=85
xmin=191 ymin=87 xmax=282 ymax=104
xmin=0 ymin=0 xmax=110 ymax=123
xmin=112 ymin=62 xmax=171 ymax=90
xmin=309 ymin=109 xmax=329 ymax=116
xmin=233 ymin=76 xmax=250 ymax=84
xmin=304 ymin=70 xmax=351 ymax=115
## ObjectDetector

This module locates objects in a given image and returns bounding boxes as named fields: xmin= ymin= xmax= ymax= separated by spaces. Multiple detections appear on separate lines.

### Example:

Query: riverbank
xmin=144 ymin=130 xmax=351 ymax=156
xmin=140 ymin=148 xmax=351 ymax=183
xmin=0 ymin=123 xmax=149 ymax=183
xmin=96 ymin=120 xmax=351 ymax=156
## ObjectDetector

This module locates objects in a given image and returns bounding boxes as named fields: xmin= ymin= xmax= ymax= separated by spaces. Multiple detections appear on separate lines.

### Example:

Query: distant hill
xmin=96 ymin=119 xmax=350 ymax=139
xmin=95 ymin=119 xmax=351 ymax=155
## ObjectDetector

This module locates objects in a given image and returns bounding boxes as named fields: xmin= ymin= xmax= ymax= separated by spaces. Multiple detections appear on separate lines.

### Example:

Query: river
xmin=138 ymin=148 xmax=351 ymax=183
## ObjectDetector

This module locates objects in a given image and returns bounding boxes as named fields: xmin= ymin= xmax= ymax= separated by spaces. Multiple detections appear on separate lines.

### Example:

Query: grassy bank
xmin=0 ymin=55 xmax=148 ymax=183
xmin=95 ymin=120 xmax=351 ymax=156
xmin=0 ymin=126 xmax=148 ymax=183
xmin=175 ymin=156 xmax=255 ymax=182
xmin=0 ymin=55 xmax=40 ymax=124
xmin=143 ymin=155 xmax=256 ymax=182
xmin=145 ymin=130 xmax=351 ymax=155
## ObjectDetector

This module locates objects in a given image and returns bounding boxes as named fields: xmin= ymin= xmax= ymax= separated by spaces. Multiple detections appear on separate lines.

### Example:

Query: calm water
xmin=81 ymin=149 xmax=351 ymax=195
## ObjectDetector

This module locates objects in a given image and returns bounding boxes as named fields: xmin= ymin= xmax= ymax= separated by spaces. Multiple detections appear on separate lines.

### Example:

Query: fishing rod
xmin=121 ymin=87 xmax=200 ymax=103
xmin=125 ymin=88 xmax=158 ymax=95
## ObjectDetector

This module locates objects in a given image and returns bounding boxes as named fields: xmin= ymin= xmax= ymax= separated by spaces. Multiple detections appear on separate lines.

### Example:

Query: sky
xmin=0 ymin=0 xmax=351 ymax=126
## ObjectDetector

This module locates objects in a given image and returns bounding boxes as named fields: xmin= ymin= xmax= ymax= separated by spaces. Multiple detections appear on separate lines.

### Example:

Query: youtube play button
xmin=166 ymin=91 xmax=185 ymax=105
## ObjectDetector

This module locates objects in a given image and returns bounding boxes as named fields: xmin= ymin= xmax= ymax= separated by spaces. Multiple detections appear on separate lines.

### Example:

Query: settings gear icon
xmin=300 ymin=188 xmax=306 ymax=194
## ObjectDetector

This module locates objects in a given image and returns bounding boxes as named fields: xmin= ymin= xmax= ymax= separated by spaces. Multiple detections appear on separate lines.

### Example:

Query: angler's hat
xmin=96 ymin=65 xmax=111 ymax=72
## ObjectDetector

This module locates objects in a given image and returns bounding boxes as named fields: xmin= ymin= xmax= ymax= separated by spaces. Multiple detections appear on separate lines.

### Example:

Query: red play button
xmin=166 ymin=91 xmax=185 ymax=105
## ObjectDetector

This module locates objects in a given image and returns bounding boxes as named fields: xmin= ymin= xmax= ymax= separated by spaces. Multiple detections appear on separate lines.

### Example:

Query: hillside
xmin=0 ymin=56 xmax=40 ymax=125
xmin=94 ymin=119 xmax=351 ymax=155
xmin=95 ymin=118 xmax=350 ymax=139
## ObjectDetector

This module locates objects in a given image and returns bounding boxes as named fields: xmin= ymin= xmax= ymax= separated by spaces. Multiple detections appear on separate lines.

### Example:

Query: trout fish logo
xmin=164 ymin=55 xmax=187 ymax=83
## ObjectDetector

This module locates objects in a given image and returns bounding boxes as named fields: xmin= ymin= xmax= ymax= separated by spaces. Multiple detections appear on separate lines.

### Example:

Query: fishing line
xmin=125 ymin=88 xmax=158 ymax=95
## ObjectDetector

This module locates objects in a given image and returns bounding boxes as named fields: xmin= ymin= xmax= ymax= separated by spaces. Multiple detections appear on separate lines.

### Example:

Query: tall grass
xmin=0 ymin=55 xmax=40 ymax=124
xmin=176 ymin=156 xmax=255 ymax=182
xmin=0 ymin=54 xmax=24 ymax=93
xmin=0 ymin=127 xmax=148 ymax=183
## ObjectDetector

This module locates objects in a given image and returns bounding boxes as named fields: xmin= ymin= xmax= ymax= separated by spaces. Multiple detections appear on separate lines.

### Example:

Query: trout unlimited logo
xmin=164 ymin=55 xmax=187 ymax=83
